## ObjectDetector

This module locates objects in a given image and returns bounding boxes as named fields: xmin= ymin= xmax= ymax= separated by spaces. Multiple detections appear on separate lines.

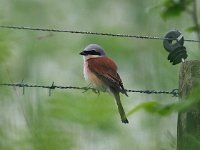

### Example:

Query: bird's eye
xmin=84 ymin=50 xmax=101 ymax=55
xmin=91 ymin=50 xmax=101 ymax=55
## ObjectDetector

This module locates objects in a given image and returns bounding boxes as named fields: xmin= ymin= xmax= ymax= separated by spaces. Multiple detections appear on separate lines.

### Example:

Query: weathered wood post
xmin=177 ymin=60 xmax=200 ymax=150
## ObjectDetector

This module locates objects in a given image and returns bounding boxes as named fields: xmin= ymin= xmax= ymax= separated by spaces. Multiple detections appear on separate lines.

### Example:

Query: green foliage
xmin=47 ymin=93 xmax=119 ymax=132
xmin=161 ymin=0 xmax=193 ymax=19
xmin=186 ymin=24 xmax=200 ymax=32
xmin=0 ymin=31 xmax=10 ymax=64
xmin=0 ymin=0 xmax=199 ymax=150
xmin=128 ymin=89 xmax=200 ymax=116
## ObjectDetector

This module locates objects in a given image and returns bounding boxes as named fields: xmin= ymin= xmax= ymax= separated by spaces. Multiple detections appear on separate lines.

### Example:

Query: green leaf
xmin=128 ymin=89 xmax=200 ymax=117
xmin=127 ymin=101 xmax=159 ymax=116
xmin=161 ymin=4 xmax=184 ymax=19
xmin=186 ymin=25 xmax=200 ymax=32
xmin=161 ymin=0 xmax=193 ymax=20
xmin=128 ymin=101 xmax=177 ymax=116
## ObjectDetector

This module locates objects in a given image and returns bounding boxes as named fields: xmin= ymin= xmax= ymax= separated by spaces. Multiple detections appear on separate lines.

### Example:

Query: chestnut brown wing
xmin=87 ymin=57 xmax=127 ymax=96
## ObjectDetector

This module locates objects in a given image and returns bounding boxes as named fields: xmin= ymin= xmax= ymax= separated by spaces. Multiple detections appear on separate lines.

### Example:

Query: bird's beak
xmin=80 ymin=51 xmax=86 ymax=55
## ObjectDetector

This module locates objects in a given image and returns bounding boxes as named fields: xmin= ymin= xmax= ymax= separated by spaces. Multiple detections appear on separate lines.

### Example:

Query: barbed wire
xmin=0 ymin=82 xmax=179 ymax=97
xmin=0 ymin=25 xmax=199 ymax=43
xmin=0 ymin=26 xmax=183 ymax=97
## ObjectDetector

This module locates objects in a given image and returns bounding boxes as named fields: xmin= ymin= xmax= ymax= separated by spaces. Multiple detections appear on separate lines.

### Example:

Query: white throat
xmin=83 ymin=55 xmax=102 ymax=61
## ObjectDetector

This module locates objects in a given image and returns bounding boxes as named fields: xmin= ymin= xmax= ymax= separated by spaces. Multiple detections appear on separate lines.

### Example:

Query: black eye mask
xmin=81 ymin=50 xmax=101 ymax=56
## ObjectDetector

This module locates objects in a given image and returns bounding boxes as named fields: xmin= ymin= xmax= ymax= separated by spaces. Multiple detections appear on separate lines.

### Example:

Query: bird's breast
xmin=83 ymin=61 xmax=106 ymax=90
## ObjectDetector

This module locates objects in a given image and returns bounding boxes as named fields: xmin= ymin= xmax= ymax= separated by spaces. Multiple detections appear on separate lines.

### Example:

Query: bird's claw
xmin=82 ymin=84 xmax=93 ymax=93
xmin=82 ymin=87 xmax=90 ymax=93
xmin=92 ymin=89 xmax=100 ymax=96
xmin=82 ymin=84 xmax=100 ymax=95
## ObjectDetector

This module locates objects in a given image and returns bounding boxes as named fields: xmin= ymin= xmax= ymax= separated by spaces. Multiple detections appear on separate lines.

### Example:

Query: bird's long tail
xmin=112 ymin=91 xmax=129 ymax=124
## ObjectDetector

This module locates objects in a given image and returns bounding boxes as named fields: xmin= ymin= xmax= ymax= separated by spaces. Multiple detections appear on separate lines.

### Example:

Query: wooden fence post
xmin=177 ymin=60 xmax=200 ymax=150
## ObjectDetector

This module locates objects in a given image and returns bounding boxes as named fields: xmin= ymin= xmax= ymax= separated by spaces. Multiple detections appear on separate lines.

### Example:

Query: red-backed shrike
xmin=80 ymin=44 xmax=128 ymax=123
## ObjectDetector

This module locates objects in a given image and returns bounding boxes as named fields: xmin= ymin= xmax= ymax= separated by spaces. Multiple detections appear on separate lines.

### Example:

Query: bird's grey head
xmin=80 ymin=44 xmax=106 ymax=57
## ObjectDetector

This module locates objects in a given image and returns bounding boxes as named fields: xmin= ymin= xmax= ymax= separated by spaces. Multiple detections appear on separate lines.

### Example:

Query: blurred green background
xmin=0 ymin=0 xmax=199 ymax=150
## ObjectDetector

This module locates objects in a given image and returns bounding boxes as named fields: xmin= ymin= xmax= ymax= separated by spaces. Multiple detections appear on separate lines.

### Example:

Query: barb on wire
xmin=0 ymin=82 xmax=179 ymax=97
xmin=0 ymin=25 xmax=199 ymax=43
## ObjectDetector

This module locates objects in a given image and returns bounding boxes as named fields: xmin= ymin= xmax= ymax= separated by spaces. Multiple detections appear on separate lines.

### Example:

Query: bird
xmin=80 ymin=44 xmax=129 ymax=123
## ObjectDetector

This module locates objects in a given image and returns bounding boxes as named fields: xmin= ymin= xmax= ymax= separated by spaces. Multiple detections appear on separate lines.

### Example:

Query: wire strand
xmin=0 ymin=25 xmax=199 ymax=43
xmin=0 ymin=82 xmax=179 ymax=97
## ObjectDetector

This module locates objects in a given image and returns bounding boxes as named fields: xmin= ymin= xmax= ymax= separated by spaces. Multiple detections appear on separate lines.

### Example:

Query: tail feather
xmin=112 ymin=91 xmax=129 ymax=124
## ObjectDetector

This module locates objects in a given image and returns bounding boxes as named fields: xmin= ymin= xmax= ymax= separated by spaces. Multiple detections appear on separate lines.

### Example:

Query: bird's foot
xmin=92 ymin=89 xmax=100 ymax=96
xmin=82 ymin=84 xmax=100 ymax=96
xmin=82 ymin=84 xmax=93 ymax=93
